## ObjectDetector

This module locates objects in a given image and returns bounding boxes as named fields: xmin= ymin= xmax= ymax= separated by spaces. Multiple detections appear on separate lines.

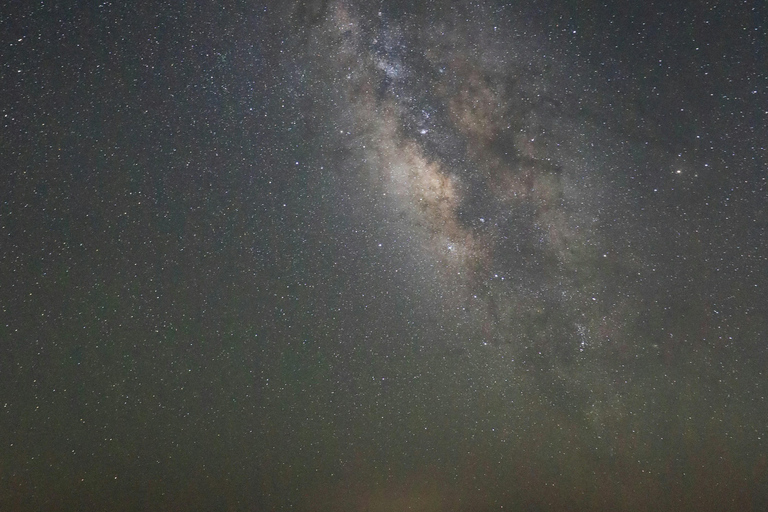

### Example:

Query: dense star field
xmin=1 ymin=1 xmax=766 ymax=510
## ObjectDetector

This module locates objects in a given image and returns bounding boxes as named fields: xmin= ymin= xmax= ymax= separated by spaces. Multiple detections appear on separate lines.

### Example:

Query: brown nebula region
xmin=324 ymin=2 xmax=601 ymax=359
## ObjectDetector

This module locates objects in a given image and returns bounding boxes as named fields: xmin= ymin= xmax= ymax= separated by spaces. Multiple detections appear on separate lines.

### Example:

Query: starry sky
xmin=1 ymin=1 xmax=767 ymax=511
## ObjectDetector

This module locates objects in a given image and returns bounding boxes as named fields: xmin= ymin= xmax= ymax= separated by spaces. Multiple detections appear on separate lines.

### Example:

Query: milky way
xmin=290 ymin=1 xmax=655 ymax=412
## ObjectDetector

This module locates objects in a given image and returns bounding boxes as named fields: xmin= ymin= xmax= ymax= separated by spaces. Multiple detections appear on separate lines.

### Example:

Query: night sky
xmin=1 ymin=1 xmax=767 ymax=511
